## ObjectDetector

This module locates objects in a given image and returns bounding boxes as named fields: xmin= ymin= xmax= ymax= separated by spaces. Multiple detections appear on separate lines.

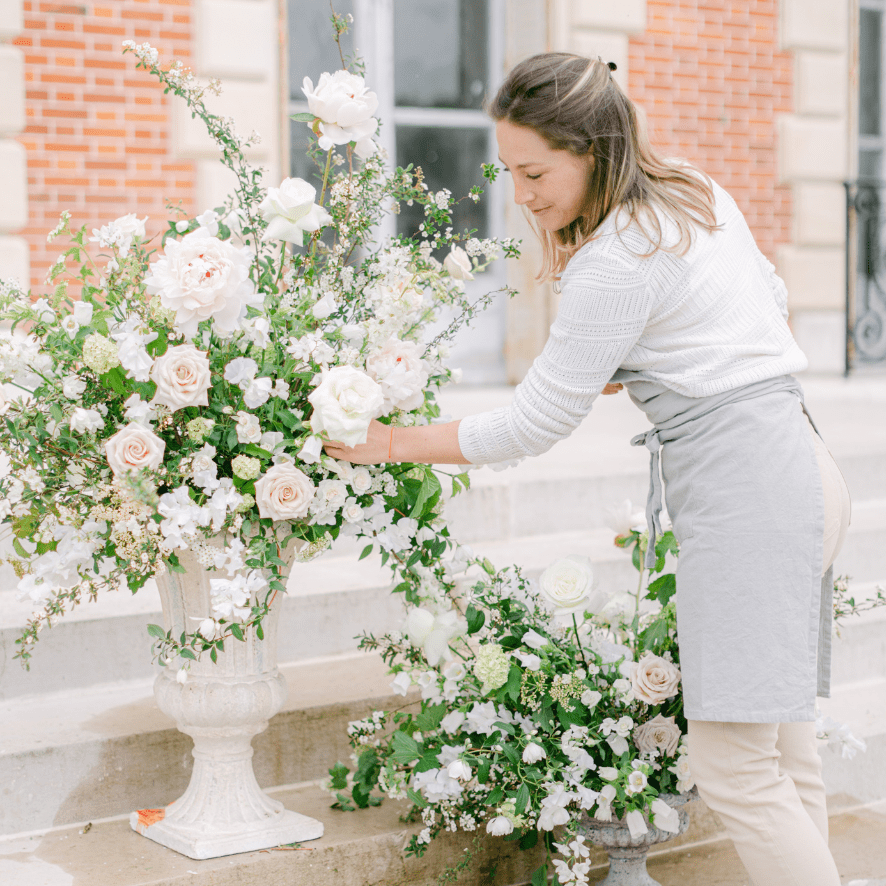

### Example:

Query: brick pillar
xmin=0 ymin=0 xmax=28 ymax=286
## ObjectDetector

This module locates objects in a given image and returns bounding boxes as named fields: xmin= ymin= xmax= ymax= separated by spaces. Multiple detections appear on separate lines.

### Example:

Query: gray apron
xmin=612 ymin=372 xmax=832 ymax=723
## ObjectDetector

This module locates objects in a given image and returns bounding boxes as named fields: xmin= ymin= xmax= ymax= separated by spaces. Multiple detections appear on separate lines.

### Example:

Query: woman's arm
xmin=322 ymin=418 xmax=468 ymax=465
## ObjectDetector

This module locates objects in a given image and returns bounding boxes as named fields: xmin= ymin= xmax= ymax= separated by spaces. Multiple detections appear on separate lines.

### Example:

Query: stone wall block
xmin=570 ymin=30 xmax=629 ymax=83
xmin=796 ymin=50 xmax=848 ymax=117
xmin=0 ymin=0 xmax=23 ymax=41
xmin=792 ymin=310 xmax=846 ymax=373
xmin=0 ymin=140 xmax=26 ymax=232
xmin=172 ymin=80 xmax=276 ymax=163
xmin=572 ymin=0 xmax=647 ymax=34
xmin=781 ymin=0 xmax=848 ymax=52
xmin=0 ymin=235 xmax=29 ymax=286
xmin=778 ymin=244 xmax=845 ymax=311
xmin=0 ymin=45 xmax=24 ymax=135
xmin=793 ymin=182 xmax=846 ymax=247
xmin=196 ymin=0 xmax=275 ymax=81
xmin=778 ymin=116 xmax=848 ymax=183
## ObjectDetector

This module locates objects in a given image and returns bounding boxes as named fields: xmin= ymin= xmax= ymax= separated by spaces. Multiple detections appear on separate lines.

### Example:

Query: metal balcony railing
xmin=845 ymin=179 xmax=886 ymax=372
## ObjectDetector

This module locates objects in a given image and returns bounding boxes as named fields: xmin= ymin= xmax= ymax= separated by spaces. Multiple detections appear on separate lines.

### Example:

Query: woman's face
xmin=495 ymin=119 xmax=595 ymax=232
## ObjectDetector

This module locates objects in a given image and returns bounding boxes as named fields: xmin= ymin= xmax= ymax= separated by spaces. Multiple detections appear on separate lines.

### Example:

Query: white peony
xmin=69 ymin=407 xmax=104 ymax=434
xmin=104 ymin=422 xmax=166 ymax=477
xmin=302 ymin=70 xmax=379 ymax=158
xmin=365 ymin=337 xmax=429 ymax=413
xmin=539 ymin=555 xmax=594 ymax=613
xmin=145 ymin=232 xmax=261 ymax=339
xmin=150 ymin=344 xmax=212 ymax=412
xmin=308 ymin=365 xmax=384 ymax=447
xmin=254 ymin=463 xmax=315 ymax=521
xmin=259 ymin=177 xmax=332 ymax=246
xmin=443 ymin=245 xmax=474 ymax=281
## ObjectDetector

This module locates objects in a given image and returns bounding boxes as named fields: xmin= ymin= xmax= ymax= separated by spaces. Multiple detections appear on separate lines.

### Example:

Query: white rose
xmin=259 ymin=177 xmax=333 ymax=246
xmin=62 ymin=374 xmax=87 ymax=400
xmin=69 ymin=407 xmax=105 ymax=434
xmin=104 ymin=422 xmax=166 ymax=477
xmin=308 ymin=365 xmax=384 ymax=447
xmin=632 ymin=714 xmax=682 ymax=757
xmin=365 ymin=337 xmax=429 ymax=413
xmin=630 ymin=652 xmax=682 ymax=705
xmin=254 ymin=463 xmax=315 ymax=521
xmin=144 ymin=232 xmax=261 ymax=339
xmin=539 ymin=555 xmax=594 ymax=612
xmin=150 ymin=344 xmax=212 ymax=412
xmin=302 ymin=70 xmax=379 ymax=158
xmin=443 ymin=245 xmax=474 ymax=281
xmin=350 ymin=467 xmax=373 ymax=494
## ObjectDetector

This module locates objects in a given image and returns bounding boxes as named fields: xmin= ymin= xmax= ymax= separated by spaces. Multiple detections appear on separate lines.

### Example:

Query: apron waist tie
xmin=631 ymin=428 xmax=664 ymax=569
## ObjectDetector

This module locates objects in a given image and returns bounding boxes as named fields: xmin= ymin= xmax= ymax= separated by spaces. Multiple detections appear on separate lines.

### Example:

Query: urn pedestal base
xmin=131 ymin=806 xmax=324 ymax=861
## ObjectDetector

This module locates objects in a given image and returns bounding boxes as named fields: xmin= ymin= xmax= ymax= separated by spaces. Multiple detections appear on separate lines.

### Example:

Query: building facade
xmin=0 ymin=0 xmax=864 ymax=377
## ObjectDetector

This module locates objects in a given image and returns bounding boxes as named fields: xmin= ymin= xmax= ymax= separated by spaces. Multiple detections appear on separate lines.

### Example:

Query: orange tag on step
xmin=136 ymin=808 xmax=165 ymax=828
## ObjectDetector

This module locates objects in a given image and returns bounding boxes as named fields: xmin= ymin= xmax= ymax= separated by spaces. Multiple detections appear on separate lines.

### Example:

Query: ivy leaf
xmin=290 ymin=112 xmax=316 ymax=122
xmin=147 ymin=623 xmax=166 ymax=639
xmin=646 ymin=573 xmax=676 ymax=605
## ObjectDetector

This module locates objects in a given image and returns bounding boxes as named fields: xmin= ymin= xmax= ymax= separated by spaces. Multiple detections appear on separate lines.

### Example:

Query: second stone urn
xmin=130 ymin=538 xmax=323 ymax=859
xmin=578 ymin=791 xmax=695 ymax=886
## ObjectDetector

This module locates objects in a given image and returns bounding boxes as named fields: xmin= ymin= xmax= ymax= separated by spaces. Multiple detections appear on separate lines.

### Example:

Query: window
xmin=287 ymin=0 xmax=508 ymax=382
xmin=860 ymin=2 xmax=884 ymax=179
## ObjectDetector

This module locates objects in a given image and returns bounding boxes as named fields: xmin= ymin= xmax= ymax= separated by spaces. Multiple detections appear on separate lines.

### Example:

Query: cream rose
xmin=254 ymin=463 xmax=315 ymax=521
xmin=144 ymin=232 xmax=261 ymax=339
xmin=104 ymin=422 xmax=166 ymax=477
xmin=630 ymin=652 xmax=682 ymax=705
xmin=443 ymin=245 xmax=474 ymax=281
xmin=539 ymin=555 xmax=594 ymax=612
xmin=365 ymin=337 xmax=429 ymax=413
xmin=308 ymin=365 xmax=384 ymax=447
xmin=302 ymin=70 xmax=379 ymax=158
xmin=259 ymin=177 xmax=332 ymax=246
xmin=632 ymin=714 xmax=682 ymax=757
xmin=150 ymin=344 xmax=212 ymax=412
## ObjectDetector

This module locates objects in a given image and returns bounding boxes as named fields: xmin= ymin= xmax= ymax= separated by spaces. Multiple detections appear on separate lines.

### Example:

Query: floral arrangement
xmin=327 ymin=499 xmax=881 ymax=886
xmin=327 ymin=506 xmax=691 ymax=886
xmin=0 ymin=11 xmax=518 ymax=669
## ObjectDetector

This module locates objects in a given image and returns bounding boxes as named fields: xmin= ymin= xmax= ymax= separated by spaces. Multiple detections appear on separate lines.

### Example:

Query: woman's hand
xmin=322 ymin=418 xmax=393 ymax=465
xmin=602 ymin=383 xmax=623 ymax=395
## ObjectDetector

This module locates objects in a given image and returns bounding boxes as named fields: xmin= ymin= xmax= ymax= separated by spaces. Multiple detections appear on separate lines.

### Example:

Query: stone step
xmin=3 ymin=635 xmax=885 ymax=841
xmin=1 ymin=783 xmax=884 ymax=886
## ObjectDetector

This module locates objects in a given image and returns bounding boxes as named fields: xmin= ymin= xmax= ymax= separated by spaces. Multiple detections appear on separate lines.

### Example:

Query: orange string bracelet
xmin=388 ymin=426 xmax=394 ymax=462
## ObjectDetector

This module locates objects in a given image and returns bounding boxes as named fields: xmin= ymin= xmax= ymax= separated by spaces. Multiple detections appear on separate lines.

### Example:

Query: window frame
xmin=860 ymin=0 xmax=886 ymax=179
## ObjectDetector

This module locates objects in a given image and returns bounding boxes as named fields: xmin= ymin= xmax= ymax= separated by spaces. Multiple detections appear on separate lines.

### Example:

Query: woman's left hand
xmin=322 ymin=419 xmax=392 ymax=464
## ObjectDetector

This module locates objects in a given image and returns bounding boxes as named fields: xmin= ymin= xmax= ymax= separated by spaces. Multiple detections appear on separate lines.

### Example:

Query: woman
xmin=324 ymin=54 xmax=851 ymax=886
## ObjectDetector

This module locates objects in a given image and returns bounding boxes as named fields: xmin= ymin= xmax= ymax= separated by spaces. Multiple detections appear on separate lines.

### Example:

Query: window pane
xmin=860 ymin=8 xmax=882 ymax=138
xmin=395 ymin=126 xmax=491 ymax=240
xmin=288 ymin=0 xmax=355 ymax=102
xmin=860 ymin=149 xmax=882 ymax=179
xmin=394 ymin=0 xmax=488 ymax=109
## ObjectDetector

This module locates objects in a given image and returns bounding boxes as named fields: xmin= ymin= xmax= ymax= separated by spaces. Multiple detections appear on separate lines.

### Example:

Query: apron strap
xmin=631 ymin=429 xmax=663 ymax=569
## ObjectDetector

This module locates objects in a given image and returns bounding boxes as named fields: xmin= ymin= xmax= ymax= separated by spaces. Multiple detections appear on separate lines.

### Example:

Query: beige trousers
xmin=686 ymin=417 xmax=851 ymax=886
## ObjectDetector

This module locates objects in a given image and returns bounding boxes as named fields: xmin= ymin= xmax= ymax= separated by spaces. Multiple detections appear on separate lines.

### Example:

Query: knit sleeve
xmin=457 ymin=243 xmax=653 ymax=464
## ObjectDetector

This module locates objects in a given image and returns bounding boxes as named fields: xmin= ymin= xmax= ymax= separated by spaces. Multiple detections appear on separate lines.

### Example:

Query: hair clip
xmin=607 ymin=61 xmax=617 ymax=72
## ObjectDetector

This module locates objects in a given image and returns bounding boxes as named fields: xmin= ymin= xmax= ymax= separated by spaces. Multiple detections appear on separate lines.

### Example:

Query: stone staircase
xmin=1 ymin=375 xmax=884 ymax=885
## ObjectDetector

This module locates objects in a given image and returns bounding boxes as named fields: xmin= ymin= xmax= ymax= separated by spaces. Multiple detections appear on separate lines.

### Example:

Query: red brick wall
xmin=628 ymin=0 xmax=793 ymax=262
xmin=15 ymin=0 xmax=195 ymax=290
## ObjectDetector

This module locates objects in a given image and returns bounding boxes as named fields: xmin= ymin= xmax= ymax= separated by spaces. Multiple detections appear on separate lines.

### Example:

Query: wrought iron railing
xmin=845 ymin=179 xmax=886 ymax=372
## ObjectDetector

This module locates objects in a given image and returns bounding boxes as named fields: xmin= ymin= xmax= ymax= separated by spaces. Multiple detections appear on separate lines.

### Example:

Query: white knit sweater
xmin=457 ymin=181 xmax=808 ymax=465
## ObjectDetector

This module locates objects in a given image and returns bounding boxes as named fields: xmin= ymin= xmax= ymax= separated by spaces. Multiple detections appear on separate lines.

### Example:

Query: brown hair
xmin=488 ymin=53 xmax=719 ymax=279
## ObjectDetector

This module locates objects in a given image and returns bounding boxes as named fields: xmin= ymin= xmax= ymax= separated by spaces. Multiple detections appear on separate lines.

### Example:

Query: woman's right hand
xmin=602 ymin=383 xmax=623 ymax=395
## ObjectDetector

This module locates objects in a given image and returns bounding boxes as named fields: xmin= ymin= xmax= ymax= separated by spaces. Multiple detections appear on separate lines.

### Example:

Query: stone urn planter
xmin=578 ymin=791 xmax=696 ymax=886
xmin=130 ymin=540 xmax=324 ymax=859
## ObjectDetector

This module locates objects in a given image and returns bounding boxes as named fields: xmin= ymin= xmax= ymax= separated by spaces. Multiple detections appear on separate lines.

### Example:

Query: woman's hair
xmin=488 ymin=53 xmax=719 ymax=279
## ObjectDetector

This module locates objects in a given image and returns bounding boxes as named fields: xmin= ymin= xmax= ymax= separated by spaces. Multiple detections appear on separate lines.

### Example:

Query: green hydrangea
xmin=236 ymin=492 xmax=255 ymax=513
xmin=186 ymin=417 xmax=215 ymax=442
xmin=232 ymin=455 xmax=261 ymax=480
xmin=148 ymin=295 xmax=176 ymax=326
xmin=81 ymin=333 xmax=120 ymax=374
xmin=473 ymin=643 xmax=510 ymax=693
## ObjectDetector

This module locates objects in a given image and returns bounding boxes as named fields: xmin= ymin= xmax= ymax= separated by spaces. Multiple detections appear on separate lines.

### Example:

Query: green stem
xmin=571 ymin=613 xmax=588 ymax=670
